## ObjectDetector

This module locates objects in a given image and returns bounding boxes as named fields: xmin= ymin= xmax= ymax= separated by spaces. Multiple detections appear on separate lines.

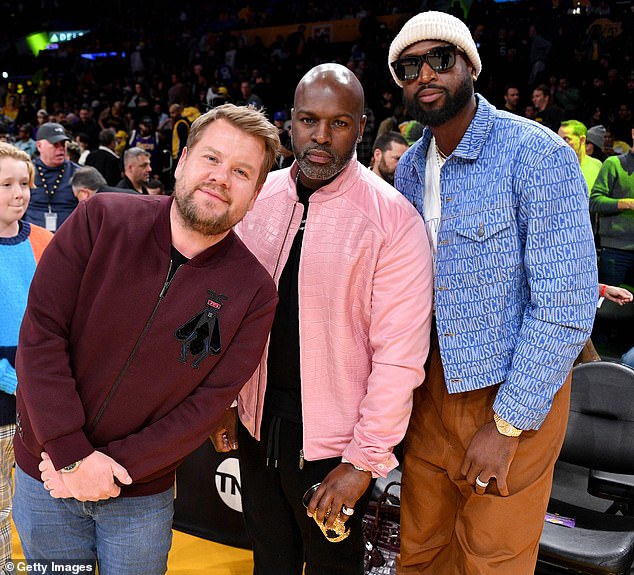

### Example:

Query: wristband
xmin=599 ymin=284 xmax=607 ymax=298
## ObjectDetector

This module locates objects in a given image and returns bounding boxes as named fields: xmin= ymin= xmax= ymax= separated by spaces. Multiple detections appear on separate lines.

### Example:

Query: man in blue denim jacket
xmin=389 ymin=12 xmax=598 ymax=575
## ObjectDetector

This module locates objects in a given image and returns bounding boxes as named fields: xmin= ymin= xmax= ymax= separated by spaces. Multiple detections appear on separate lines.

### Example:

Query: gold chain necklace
xmin=36 ymin=163 xmax=65 ymax=198
xmin=434 ymin=143 xmax=447 ymax=171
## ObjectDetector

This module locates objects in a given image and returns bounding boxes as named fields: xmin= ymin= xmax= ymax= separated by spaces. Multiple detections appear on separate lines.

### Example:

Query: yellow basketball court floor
xmin=11 ymin=521 xmax=254 ymax=575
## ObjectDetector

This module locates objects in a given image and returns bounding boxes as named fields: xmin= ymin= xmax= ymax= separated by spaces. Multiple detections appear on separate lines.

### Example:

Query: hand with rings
xmin=474 ymin=475 xmax=489 ymax=494
xmin=302 ymin=484 xmax=353 ymax=543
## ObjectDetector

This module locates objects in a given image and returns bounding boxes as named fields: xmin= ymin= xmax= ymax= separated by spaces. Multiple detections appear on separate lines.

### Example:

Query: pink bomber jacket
xmin=235 ymin=159 xmax=434 ymax=477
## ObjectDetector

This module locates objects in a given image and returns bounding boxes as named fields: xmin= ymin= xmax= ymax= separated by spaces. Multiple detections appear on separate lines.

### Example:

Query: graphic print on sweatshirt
xmin=175 ymin=290 xmax=227 ymax=368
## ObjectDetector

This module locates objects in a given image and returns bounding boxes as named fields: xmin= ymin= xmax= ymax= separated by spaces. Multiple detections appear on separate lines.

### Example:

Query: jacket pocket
xmin=455 ymin=208 xmax=513 ymax=243
xmin=451 ymin=207 xmax=520 ymax=287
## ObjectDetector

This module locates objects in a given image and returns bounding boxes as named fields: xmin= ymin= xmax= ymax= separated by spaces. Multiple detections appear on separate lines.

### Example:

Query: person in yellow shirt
xmin=558 ymin=119 xmax=603 ymax=192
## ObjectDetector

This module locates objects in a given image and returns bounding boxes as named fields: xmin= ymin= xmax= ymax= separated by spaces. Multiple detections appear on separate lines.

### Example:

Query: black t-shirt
xmin=169 ymin=245 xmax=189 ymax=281
xmin=264 ymin=180 xmax=313 ymax=423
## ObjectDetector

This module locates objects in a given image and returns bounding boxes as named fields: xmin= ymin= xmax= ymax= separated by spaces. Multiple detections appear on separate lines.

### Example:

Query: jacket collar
xmin=451 ymin=94 xmax=495 ymax=161
xmin=412 ymin=94 xmax=495 ymax=165
xmin=408 ymin=93 xmax=495 ymax=181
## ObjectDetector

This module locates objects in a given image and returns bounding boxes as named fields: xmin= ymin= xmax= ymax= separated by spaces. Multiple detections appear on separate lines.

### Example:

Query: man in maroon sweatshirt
xmin=12 ymin=104 xmax=280 ymax=575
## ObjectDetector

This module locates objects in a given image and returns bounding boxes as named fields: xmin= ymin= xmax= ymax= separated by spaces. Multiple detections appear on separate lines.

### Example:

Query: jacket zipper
xmin=87 ymin=260 xmax=177 ymax=434
xmin=254 ymin=201 xmax=301 ymax=436
xmin=272 ymin=201 xmax=301 ymax=281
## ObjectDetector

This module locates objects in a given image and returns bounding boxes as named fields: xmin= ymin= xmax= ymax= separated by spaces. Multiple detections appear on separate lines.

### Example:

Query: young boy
xmin=0 ymin=142 xmax=52 ymax=571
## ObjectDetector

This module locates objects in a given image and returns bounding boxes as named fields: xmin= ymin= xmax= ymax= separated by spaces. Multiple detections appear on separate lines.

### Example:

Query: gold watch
xmin=60 ymin=459 xmax=84 ymax=473
xmin=493 ymin=413 xmax=522 ymax=437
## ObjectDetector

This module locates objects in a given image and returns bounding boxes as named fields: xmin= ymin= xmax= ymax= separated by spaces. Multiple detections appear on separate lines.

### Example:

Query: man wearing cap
xmin=388 ymin=11 xmax=597 ymax=573
xmin=25 ymin=122 xmax=80 ymax=232
xmin=586 ymin=124 xmax=607 ymax=162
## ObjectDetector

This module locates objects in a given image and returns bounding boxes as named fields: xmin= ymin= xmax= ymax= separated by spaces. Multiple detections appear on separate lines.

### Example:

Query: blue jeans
xmin=622 ymin=346 xmax=634 ymax=368
xmin=13 ymin=466 xmax=174 ymax=575
xmin=599 ymin=247 xmax=634 ymax=287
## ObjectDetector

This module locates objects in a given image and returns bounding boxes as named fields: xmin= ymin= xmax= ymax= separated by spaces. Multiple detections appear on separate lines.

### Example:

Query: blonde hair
xmin=187 ymin=103 xmax=280 ymax=188
xmin=0 ymin=141 xmax=35 ymax=186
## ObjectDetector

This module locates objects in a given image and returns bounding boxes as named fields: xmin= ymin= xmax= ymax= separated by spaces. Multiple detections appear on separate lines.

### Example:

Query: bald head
xmin=291 ymin=63 xmax=367 ymax=188
xmin=294 ymin=63 xmax=365 ymax=118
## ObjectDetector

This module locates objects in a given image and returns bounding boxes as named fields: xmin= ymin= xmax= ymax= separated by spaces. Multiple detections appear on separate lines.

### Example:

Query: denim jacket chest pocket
xmin=455 ymin=207 xmax=514 ymax=242
xmin=446 ymin=207 xmax=520 ymax=285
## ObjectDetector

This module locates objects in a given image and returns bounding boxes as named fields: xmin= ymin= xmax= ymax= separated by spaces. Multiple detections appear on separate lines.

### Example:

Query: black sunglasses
xmin=391 ymin=45 xmax=461 ymax=82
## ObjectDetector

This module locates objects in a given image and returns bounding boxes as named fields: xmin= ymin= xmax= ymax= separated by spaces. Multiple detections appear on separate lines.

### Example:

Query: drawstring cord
xmin=266 ymin=415 xmax=282 ymax=468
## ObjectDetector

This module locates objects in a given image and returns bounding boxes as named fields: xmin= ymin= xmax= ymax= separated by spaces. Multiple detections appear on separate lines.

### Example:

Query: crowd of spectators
xmin=0 ymin=0 xmax=632 ymax=189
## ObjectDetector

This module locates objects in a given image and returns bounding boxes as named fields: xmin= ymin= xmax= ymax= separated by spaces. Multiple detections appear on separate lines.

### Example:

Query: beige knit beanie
xmin=388 ymin=11 xmax=482 ymax=87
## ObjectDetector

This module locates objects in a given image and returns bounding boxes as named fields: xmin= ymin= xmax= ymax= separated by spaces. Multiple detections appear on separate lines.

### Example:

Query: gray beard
xmin=293 ymin=146 xmax=355 ymax=182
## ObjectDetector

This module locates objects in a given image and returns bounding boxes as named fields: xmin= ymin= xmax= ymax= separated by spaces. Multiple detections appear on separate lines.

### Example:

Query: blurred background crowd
xmin=0 ymin=0 xmax=631 ymax=191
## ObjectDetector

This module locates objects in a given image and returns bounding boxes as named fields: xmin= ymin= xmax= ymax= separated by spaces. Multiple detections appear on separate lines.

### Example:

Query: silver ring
xmin=341 ymin=505 xmax=354 ymax=516
xmin=475 ymin=476 xmax=489 ymax=489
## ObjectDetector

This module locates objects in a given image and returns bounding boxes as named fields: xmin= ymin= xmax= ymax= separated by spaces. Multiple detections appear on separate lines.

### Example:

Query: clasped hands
xmin=39 ymin=450 xmax=132 ymax=501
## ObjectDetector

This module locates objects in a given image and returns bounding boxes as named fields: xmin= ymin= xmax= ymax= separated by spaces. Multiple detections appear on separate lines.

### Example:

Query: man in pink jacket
xmin=211 ymin=63 xmax=433 ymax=574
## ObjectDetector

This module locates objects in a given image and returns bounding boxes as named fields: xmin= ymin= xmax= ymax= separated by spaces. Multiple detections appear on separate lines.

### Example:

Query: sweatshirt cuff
xmin=0 ymin=361 xmax=17 ymax=395
xmin=43 ymin=430 xmax=95 ymax=471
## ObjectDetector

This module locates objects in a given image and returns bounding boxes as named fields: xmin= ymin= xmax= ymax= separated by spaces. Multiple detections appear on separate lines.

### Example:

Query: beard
xmin=292 ymin=143 xmax=355 ymax=182
xmin=377 ymin=159 xmax=395 ymax=184
xmin=173 ymin=185 xmax=237 ymax=237
xmin=404 ymin=75 xmax=473 ymax=127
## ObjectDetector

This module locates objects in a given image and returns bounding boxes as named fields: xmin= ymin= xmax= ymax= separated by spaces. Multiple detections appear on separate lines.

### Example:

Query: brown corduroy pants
xmin=397 ymin=335 xmax=571 ymax=575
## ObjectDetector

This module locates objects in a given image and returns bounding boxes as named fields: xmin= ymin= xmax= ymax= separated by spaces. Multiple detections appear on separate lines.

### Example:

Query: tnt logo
xmin=215 ymin=458 xmax=242 ymax=512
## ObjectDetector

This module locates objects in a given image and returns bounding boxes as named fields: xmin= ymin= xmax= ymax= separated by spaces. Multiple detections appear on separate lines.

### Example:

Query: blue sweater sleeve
xmin=0 ymin=359 xmax=17 ymax=395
